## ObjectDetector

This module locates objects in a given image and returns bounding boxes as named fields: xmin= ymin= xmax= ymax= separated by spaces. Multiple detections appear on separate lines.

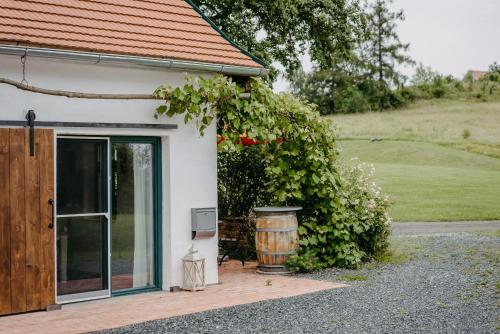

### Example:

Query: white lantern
xmin=182 ymin=244 xmax=206 ymax=291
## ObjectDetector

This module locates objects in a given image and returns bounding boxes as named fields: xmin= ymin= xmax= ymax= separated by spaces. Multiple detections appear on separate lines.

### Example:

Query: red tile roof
xmin=0 ymin=0 xmax=264 ymax=69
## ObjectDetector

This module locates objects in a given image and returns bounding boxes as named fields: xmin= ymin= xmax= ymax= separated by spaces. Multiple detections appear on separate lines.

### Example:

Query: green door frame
xmin=110 ymin=136 xmax=163 ymax=297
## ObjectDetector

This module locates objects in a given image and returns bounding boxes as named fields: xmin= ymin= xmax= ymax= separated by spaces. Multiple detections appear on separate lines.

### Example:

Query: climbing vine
xmin=154 ymin=75 xmax=390 ymax=269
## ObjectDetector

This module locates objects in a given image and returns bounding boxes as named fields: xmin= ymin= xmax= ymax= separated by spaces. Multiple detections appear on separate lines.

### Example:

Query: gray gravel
xmin=94 ymin=232 xmax=499 ymax=334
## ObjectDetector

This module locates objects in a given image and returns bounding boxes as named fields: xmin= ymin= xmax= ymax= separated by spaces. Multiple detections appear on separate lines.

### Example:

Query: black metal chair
xmin=218 ymin=217 xmax=256 ymax=266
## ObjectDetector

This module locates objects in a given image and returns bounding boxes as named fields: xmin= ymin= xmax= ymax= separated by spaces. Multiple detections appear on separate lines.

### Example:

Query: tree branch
xmin=0 ymin=77 xmax=252 ymax=100
xmin=0 ymin=77 xmax=158 ymax=99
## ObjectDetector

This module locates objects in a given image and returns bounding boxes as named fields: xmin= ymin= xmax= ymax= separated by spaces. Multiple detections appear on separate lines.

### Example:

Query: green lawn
xmin=332 ymin=100 xmax=500 ymax=222
xmin=333 ymin=99 xmax=500 ymax=158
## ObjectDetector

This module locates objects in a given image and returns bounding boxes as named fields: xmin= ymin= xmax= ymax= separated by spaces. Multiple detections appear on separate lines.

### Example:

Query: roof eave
xmin=184 ymin=0 xmax=268 ymax=69
xmin=0 ymin=45 xmax=269 ymax=77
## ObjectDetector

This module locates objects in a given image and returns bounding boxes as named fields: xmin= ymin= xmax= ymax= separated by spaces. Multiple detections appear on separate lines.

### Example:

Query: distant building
xmin=465 ymin=70 xmax=488 ymax=81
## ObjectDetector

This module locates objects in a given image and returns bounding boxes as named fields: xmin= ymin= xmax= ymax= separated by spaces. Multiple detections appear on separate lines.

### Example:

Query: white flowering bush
xmin=288 ymin=159 xmax=391 ymax=272
xmin=338 ymin=159 xmax=391 ymax=259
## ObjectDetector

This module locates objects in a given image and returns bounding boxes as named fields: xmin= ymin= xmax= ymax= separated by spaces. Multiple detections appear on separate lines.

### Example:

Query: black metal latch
xmin=26 ymin=110 xmax=36 ymax=156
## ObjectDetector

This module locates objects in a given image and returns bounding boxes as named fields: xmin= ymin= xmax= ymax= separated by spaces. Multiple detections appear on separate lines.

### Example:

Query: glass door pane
xmin=56 ymin=216 xmax=107 ymax=296
xmin=111 ymin=142 xmax=155 ymax=291
xmin=56 ymin=138 xmax=109 ymax=302
xmin=57 ymin=139 xmax=107 ymax=215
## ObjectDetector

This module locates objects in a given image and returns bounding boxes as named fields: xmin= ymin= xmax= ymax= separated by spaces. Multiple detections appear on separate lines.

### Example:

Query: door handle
xmin=48 ymin=198 xmax=55 ymax=229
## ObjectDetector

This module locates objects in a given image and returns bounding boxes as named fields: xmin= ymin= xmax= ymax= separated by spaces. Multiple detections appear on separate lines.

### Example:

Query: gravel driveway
xmin=391 ymin=220 xmax=500 ymax=235
xmin=94 ymin=232 xmax=499 ymax=334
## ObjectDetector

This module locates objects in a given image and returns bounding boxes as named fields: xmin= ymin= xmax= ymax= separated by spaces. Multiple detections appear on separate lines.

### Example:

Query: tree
xmin=291 ymin=67 xmax=370 ymax=114
xmin=486 ymin=62 xmax=500 ymax=82
xmin=290 ymin=0 xmax=413 ymax=114
xmin=190 ymin=0 xmax=365 ymax=80
xmin=411 ymin=63 xmax=439 ymax=85
xmin=362 ymin=0 xmax=413 ymax=109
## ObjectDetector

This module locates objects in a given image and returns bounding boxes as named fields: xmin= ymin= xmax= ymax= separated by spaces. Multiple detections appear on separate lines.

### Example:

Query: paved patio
xmin=0 ymin=261 xmax=346 ymax=334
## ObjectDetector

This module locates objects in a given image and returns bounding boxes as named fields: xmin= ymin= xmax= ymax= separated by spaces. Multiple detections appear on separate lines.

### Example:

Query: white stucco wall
xmin=0 ymin=54 xmax=219 ymax=290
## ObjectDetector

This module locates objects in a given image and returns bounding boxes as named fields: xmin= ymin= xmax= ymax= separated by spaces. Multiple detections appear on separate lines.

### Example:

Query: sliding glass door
xmin=111 ymin=139 xmax=159 ymax=293
xmin=56 ymin=138 xmax=110 ymax=303
xmin=56 ymin=137 xmax=161 ymax=303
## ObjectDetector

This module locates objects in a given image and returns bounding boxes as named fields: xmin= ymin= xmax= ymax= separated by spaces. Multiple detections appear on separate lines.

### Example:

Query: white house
xmin=0 ymin=0 xmax=266 ymax=315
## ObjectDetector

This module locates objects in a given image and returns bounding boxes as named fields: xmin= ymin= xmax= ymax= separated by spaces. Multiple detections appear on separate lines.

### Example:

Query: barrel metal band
xmin=256 ymin=250 xmax=296 ymax=255
xmin=255 ymin=227 xmax=296 ymax=232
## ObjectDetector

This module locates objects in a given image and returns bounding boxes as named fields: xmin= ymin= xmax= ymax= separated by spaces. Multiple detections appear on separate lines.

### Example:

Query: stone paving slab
xmin=0 ymin=261 xmax=346 ymax=334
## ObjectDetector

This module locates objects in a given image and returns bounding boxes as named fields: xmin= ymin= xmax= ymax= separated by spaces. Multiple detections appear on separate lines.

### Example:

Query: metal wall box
xmin=191 ymin=208 xmax=217 ymax=240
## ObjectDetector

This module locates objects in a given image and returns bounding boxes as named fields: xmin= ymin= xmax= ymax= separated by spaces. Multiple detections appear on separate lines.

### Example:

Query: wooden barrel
xmin=254 ymin=207 xmax=302 ymax=274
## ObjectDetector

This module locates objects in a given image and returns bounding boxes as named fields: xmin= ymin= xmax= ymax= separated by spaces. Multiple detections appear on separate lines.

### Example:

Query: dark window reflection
xmin=57 ymin=139 xmax=107 ymax=215
xmin=56 ymin=216 xmax=108 ymax=295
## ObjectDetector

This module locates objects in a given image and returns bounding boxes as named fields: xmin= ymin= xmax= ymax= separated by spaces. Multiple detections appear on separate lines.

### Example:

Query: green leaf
xmin=298 ymin=226 xmax=307 ymax=235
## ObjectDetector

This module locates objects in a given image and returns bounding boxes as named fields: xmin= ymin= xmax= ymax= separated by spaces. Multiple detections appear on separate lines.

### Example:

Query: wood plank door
xmin=0 ymin=128 xmax=55 ymax=315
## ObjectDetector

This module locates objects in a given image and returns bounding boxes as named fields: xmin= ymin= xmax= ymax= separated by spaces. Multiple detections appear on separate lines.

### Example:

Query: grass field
xmin=331 ymin=99 xmax=500 ymax=221
xmin=334 ymin=99 xmax=500 ymax=158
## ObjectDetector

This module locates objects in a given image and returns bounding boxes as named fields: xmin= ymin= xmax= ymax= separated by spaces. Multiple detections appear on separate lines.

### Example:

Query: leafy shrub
xmin=385 ymin=89 xmax=409 ymax=109
xmin=404 ymin=63 xmax=500 ymax=102
xmin=155 ymin=75 xmax=391 ymax=270
xmin=430 ymin=78 xmax=447 ymax=98
xmin=395 ymin=87 xmax=417 ymax=103
xmin=290 ymin=160 xmax=391 ymax=271
xmin=287 ymin=249 xmax=324 ymax=273
xmin=218 ymin=146 xmax=272 ymax=217
xmin=337 ymin=86 xmax=371 ymax=113
xmin=462 ymin=129 xmax=471 ymax=139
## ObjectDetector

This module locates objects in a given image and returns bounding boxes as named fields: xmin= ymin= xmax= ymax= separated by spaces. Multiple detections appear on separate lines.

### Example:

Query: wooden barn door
xmin=0 ymin=128 xmax=55 ymax=315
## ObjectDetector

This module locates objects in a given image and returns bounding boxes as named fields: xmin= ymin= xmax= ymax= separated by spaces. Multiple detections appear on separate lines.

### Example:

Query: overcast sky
xmin=274 ymin=0 xmax=500 ymax=92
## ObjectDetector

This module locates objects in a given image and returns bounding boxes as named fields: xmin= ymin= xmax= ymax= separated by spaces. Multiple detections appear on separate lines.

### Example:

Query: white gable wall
xmin=0 ymin=54 xmax=219 ymax=290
